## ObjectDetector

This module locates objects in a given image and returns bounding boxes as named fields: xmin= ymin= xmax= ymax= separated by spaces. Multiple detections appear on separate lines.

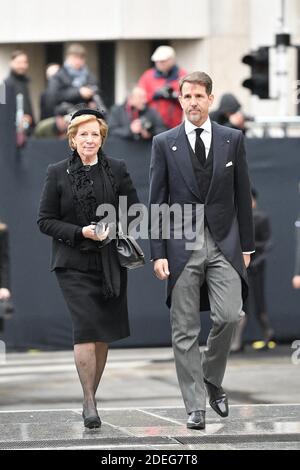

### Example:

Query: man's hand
xmin=0 ymin=288 xmax=11 ymax=300
xmin=140 ymin=128 xmax=152 ymax=140
xmin=80 ymin=86 xmax=94 ymax=100
xmin=229 ymin=111 xmax=245 ymax=128
xmin=243 ymin=253 xmax=251 ymax=268
xmin=22 ymin=114 xmax=32 ymax=126
xmin=130 ymin=119 xmax=142 ymax=134
xmin=154 ymin=259 xmax=170 ymax=280
xmin=292 ymin=275 xmax=300 ymax=289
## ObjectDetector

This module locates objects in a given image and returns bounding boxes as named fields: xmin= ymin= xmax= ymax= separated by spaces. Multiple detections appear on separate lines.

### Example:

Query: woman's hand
xmin=96 ymin=224 xmax=110 ymax=241
xmin=0 ymin=288 xmax=11 ymax=300
xmin=292 ymin=275 xmax=300 ymax=289
xmin=82 ymin=224 xmax=110 ymax=241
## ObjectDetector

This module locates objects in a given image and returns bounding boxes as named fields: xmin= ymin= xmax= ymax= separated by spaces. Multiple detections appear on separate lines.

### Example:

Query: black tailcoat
xmin=149 ymin=121 xmax=255 ymax=309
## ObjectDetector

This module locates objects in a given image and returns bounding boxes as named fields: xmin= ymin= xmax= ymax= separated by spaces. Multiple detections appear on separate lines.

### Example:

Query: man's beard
xmin=188 ymin=111 xmax=202 ymax=123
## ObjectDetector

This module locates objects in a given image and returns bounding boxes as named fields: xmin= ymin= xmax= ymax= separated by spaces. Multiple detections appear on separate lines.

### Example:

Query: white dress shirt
xmin=184 ymin=116 xmax=212 ymax=157
xmin=184 ymin=117 xmax=254 ymax=255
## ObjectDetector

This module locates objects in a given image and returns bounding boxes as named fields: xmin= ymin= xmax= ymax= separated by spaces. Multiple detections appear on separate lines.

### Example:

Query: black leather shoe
xmin=82 ymin=410 xmax=101 ymax=429
xmin=204 ymin=379 xmax=229 ymax=418
xmin=187 ymin=410 xmax=206 ymax=430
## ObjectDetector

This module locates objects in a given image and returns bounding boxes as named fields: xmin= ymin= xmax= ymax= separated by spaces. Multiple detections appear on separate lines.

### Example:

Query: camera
xmin=153 ymin=85 xmax=178 ymax=101
xmin=139 ymin=116 xmax=154 ymax=132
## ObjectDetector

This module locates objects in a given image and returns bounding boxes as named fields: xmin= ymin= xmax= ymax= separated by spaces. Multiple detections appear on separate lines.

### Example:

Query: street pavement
xmin=0 ymin=345 xmax=299 ymax=449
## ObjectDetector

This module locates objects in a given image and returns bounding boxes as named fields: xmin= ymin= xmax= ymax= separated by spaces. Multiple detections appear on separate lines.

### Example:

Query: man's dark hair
xmin=179 ymin=71 xmax=213 ymax=95
xmin=11 ymin=50 xmax=27 ymax=60
xmin=66 ymin=43 xmax=86 ymax=57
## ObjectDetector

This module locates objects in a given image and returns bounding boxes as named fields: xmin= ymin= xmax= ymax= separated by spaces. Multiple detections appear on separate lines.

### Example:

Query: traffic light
xmin=241 ymin=47 xmax=270 ymax=99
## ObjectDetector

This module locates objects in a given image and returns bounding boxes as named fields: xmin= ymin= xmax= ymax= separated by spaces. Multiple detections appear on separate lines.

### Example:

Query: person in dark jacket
xmin=47 ymin=43 xmax=106 ymax=115
xmin=108 ymin=86 xmax=167 ymax=140
xmin=149 ymin=71 xmax=254 ymax=430
xmin=210 ymin=93 xmax=247 ymax=133
xmin=0 ymin=222 xmax=11 ymax=333
xmin=231 ymin=188 xmax=274 ymax=352
xmin=40 ymin=63 xmax=60 ymax=120
xmin=37 ymin=109 xmax=139 ymax=429
xmin=34 ymin=102 xmax=72 ymax=139
xmin=138 ymin=45 xmax=187 ymax=129
xmin=5 ymin=50 xmax=35 ymax=135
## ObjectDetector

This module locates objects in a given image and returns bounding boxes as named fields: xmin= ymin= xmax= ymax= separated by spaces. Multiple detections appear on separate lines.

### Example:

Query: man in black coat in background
xmin=5 ymin=50 xmax=35 ymax=135
xmin=210 ymin=93 xmax=249 ymax=133
xmin=231 ymin=188 xmax=274 ymax=352
xmin=149 ymin=71 xmax=254 ymax=430
xmin=47 ymin=43 xmax=106 ymax=115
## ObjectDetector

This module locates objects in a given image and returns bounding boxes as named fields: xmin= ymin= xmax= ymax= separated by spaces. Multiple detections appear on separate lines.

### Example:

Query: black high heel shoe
xmin=82 ymin=409 xmax=101 ymax=429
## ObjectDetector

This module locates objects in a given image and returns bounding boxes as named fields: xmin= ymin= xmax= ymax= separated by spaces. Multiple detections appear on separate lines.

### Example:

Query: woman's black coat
xmin=37 ymin=156 xmax=139 ymax=272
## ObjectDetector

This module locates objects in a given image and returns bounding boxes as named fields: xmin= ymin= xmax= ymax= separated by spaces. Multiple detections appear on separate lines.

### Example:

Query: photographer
xmin=210 ymin=93 xmax=251 ymax=134
xmin=138 ymin=46 xmax=186 ymax=129
xmin=47 ymin=43 xmax=106 ymax=116
xmin=108 ymin=87 xmax=166 ymax=140
xmin=34 ymin=103 xmax=72 ymax=139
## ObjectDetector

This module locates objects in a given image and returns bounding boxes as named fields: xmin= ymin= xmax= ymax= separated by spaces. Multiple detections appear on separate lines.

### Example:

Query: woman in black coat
xmin=0 ymin=221 xmax=11 ymax=333
xmin=37 ymin=109 xmax=139 ymax=428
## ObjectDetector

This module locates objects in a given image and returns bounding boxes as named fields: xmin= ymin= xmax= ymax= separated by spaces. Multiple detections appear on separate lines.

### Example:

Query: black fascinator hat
xmin=70 ymin=107 xmax=106 ymax=121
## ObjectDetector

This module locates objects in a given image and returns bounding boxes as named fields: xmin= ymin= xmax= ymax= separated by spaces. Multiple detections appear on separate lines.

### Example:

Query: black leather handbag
xmin=94 ymin=222 xmax=145 ymax=270
xmin=115 ymin=232 xmax=145 ymax=270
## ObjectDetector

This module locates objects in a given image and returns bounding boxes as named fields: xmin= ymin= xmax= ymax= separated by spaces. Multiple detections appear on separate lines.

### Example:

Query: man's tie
xmin=194 ymin=128 xmax=206 ymax=166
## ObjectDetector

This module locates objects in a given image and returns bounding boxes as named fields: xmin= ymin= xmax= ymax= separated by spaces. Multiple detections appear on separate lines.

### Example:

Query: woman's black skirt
xmin=55 ymin=268 xmax=129 ymax=345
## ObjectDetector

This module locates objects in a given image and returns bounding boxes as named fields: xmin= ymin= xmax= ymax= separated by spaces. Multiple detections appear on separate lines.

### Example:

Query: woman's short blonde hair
xmin=67 ymin=114 xmax=108 ymax=150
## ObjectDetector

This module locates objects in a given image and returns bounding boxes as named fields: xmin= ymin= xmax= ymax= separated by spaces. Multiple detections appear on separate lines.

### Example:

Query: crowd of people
xmin=1 ymin=43 xmax=299 ymax=352
xmin=4 ymin=43 xmax=251 ymax=147
xmin=1 ymin=52 xmax=300 ymax=431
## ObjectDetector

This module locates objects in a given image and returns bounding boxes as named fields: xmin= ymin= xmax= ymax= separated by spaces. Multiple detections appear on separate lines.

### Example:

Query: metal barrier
xmin=247 ymin=116 xmax=300 ymax=138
